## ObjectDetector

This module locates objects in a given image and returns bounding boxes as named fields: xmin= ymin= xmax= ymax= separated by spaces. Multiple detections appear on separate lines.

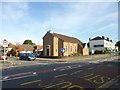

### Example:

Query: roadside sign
xmin=3 ymin=39 xmax=8 ymax=47
xmin=3 ymin=39 xmax=8 ymax=63
xmin=60 ymin=48 xmax=65 ymax=53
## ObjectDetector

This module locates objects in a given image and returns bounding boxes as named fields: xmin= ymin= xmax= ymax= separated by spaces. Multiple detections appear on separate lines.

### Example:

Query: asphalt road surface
xmin=1 ymin=55 xmax=120 ymax=90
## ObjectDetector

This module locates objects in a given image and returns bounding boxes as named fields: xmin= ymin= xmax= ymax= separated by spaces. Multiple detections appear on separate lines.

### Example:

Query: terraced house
xmin=43 ymin=31 xmax=84 ymax=56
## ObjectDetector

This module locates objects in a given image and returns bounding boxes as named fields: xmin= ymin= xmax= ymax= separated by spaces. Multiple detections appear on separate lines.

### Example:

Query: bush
xmin=105 ymin=50 xmax=111 ymax=54
xmin=73 ymin=53 xmax=82 ymax=56
xmin=95 ymin=50 xmax=102 ymax=54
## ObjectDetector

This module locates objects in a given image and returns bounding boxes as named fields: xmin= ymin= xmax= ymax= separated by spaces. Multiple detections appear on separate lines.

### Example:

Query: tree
xmin=10 ymin=49 xmax=16 ymax=56
xmin=23 ymin=39 xmax=35 ymax=45
xmin=115 ymin=41 xmax=120 ymax=51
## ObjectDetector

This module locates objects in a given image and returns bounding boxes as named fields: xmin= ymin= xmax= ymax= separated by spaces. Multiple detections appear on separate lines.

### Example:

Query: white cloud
xmin=2 ymin=0 xmax=120 ymax=2
xmin=92 ymin=23 xmax=116 ymax=33
xmin=1 ymin=2 xmax=118 ymax=44
xmin=48 ymin=2 xmax=117 ymax=35
xmin=2 ymin=2 xmax=29 ymax=23
xmin=2 ymin=0 xmax=28 ymax=2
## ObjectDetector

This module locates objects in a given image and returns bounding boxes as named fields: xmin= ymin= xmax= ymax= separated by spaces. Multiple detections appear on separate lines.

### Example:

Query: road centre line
xmin=60 ymin=69 xmax=66 ymax=71
xmin=2 ymin=72 xmax=38 ymax=81
xmin=9 ymin=72 xmax=34 ymax=78
xmin=2 ymin=72 xmax=33 ymax=79
xmin=2 ymin=74 xmax=37 ymax=81
xmin=70 ymin=70 xmax=83 ymax=75
xmin=21 ymin=80 xmax=41 ymax=86
xmin=38 ymin=82 xmax=53 ymax=87
xmin=82 ymin=74 xmax=94 ymax=78
xmin=55 ymin=74 xmax=68 ymax=78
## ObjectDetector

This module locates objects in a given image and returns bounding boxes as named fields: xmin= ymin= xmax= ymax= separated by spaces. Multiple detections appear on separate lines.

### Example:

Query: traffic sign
xmin=3 ymin=39 xmax=8 ymax=47
xmin=60 ymin=48 xmax=65 ymax=53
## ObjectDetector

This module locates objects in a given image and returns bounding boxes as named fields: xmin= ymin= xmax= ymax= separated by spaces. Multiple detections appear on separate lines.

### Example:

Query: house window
xmin=56 ymin=49 xmax=57 ymax=52
xmin=94 ymin=45 xmax=104 ymax=47
xmin=75 ymin=46 xmax=77 ymax=52
xmin=70 ymin=46 xmax=72 ymax=52
xmin=65 ymin=46 xmax=67 ymax=52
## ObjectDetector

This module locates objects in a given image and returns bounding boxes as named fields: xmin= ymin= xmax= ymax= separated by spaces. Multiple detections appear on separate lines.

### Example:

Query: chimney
xmin=102 ymin=36 xmax=105 ymax=39
xmin=89 ymin=38 xmax=91 ymax=41
xmin=107 ymin=37 xmax=109 ymax=41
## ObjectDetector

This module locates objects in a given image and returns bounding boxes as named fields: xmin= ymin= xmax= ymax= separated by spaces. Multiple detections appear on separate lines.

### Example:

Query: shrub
xmin=95 ymin=50 xmax=102 ymax=54
xmin=73 ymin=53 xmax=82 ymax=56
xmin=105 ymin=50 xmax=111 ymax=54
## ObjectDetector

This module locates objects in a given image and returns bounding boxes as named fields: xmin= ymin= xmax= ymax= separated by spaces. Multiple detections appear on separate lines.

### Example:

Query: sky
xmin=0 ymin=0 xmax=119 ymax=45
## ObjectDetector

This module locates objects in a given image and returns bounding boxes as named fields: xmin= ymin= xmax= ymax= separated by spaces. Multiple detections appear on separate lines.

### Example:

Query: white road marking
xmin=3 ymin=76 xmax=9 ymax=79
xmin=53 ymin=69 xmax=56 ymax=71
xmin=3 ymin=74 xmax=36 ymax=81
xmin=60 ymin=69 xmax=66 ymax=71
xmin=37 ymin=63 xmax=49 ymax=65
xmin=2 ymin=72 xmax=37 ymax=81
xmin=33 ymin=72 xmax=37 ymax=75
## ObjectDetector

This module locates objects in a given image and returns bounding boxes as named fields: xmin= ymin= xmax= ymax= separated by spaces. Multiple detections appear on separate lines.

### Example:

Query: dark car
xmin=19 ymin=53 xmax=36 ymax=61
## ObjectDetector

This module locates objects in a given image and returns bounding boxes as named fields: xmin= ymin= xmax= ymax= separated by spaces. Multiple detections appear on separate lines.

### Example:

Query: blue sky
xmin=1 ymin=0 xmax=119 ymax=45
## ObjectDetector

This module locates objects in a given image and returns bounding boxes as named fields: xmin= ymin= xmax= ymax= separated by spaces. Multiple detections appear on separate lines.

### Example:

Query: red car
xmin=0 ymin=54 xmax=8 ymax=60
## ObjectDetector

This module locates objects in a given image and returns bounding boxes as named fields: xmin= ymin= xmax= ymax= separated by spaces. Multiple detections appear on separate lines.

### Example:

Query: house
xmin=43 ymin=31 xmax=84 ymax=57
xmin=7 ymin=43 xmax=15 ymax=52
xmin=14 ymin=45 xmax=43 ymax=53
xmin=7 ymin=43 xmax=43 ymax=56
xmin=82 ymin=43 xmax=89 ymax=55
xmin=89 ymin=36 xmax=115 ymax=53
xmin=0 ymin=44 xmax=2 ymax=53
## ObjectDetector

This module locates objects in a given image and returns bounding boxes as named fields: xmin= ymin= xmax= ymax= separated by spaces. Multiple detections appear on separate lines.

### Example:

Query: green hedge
xmin=94 ymin=50 xmax=103 ymax=54
xmin=105 ymin=50 xmax=111 ymax=54
xmin=73 ymin=53 xmax=82 ymax=56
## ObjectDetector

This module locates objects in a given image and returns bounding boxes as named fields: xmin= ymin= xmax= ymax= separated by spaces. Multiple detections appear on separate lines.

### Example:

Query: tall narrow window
xmin=56 ymin=49 xmax=57 ymax=52
xmin=75 ymin=46 xmax=76 ymax=52
xmin=65 ymin=46 xmax=67 ymax=52
xmin=70 ymin=46 xmax=72 ymax=52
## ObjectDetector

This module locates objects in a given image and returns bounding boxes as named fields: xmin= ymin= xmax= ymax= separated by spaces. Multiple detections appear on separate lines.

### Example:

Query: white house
xmin=89 ymin=36 xmax=115 ymax=53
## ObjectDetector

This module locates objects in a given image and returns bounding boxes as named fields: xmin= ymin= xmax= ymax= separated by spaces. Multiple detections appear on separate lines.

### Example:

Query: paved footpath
xmin=0 ymin=54 xmax=118 ymax=69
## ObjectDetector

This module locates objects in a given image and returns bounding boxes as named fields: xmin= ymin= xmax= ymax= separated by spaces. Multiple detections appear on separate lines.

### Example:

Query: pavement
xmin=0 ymin=53 xmax=119 ymax=69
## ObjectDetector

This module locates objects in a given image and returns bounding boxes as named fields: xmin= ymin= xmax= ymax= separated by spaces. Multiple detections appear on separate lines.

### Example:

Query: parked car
xmin=19 ymin=53 xmax=36 ymax=61
xmin=0 ymin=54 xmax=8 ymax=60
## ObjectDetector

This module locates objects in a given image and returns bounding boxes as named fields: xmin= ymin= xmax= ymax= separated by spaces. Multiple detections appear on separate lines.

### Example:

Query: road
xmin=1 ymin=54 xmax=120 ymax=90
